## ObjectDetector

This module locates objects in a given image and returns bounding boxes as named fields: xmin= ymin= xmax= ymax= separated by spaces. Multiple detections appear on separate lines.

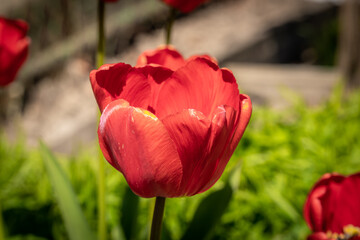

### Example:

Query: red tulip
xmin=161 ymin=0 xmax=209 ymax=13
xmin=0 ymin=17 xmax=29 ymax=87
xmin=136 ymin=46 xmax=217 ymax=71
xmin=304 ymin=172 xmax=360 ymax=240
xmin=90 ymin=46 xmax=252 ymax=198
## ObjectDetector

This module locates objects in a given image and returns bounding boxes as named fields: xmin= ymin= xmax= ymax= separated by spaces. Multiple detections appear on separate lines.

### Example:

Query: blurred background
xmin=1 ymin=0 xmax=358 ymax=152
xmin=1 ymin=0 xmax=360 ymax=239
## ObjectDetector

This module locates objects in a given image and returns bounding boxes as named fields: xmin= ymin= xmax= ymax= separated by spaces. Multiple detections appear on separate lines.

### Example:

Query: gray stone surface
xmin=229 ymin=63 xmax=339 ymax=108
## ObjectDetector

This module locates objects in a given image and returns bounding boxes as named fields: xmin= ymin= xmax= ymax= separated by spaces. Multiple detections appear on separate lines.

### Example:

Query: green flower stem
xmin=97 ymin=0 xmax=106 ymax=240
xmin=97 ymin=145 xmax=106 ymax=240
xmin=165 ymin=8 xmax=176 ymax=45
xmin=97 ymin=0 xmax=105 ymax=69
xmin=0 ymin=200 xmax=4 ymax=240
xmin=150 ymin=197 xmax=166 ymax=240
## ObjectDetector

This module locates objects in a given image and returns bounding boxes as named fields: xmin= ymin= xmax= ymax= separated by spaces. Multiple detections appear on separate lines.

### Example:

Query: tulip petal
xmin=188 ymin=105 xmax=239 ymax=195
xmin=90 ymin=63 xmax=133 ymax=111
xmin=304 ymin=173 xmax=360 ymax=235
xmin=90 ymin=63 xmax=174 ymax=113
xmin=0 ymin=17 xmax=29 ymax=86
xmin=228 ymin=94 xmax=252 ymax=155
xmin=90 ymin=63 xmax=148 ymax=112
xmin=161 ymin=0 xmax=208 ymax=13
xmin=303 ymin=173 xmax=345 ymax=232
xmin=135 ymin=65 xmax=173 ymax=115
xmin=155 ymin=58 xmax=240 ymax=119
xmin=136 ymin=46 xmax=186 ymax=71
xmin=198 ymin=96 xmax=251 ymax=192
xmin=186 ymin=54 xmax=218 ymax=65
xmin=161 ymin=109 xmax=211 ymax=196
xmin=0 ymin=18 xmax=28 ymax=44
xmin=322 ymin=176 xmax=347 ymax=233
xmin=162 ymin=106 xmax=237 ymax=196
xmin=328 ymin=172 xmax=360 ymax=232
xmin=307 ymin=232 xmax=329 ymax=240
xmin=0 ymin=37 xmax=29 ymax=86
xmin=98 ymin=99 xmax=183 ymax=198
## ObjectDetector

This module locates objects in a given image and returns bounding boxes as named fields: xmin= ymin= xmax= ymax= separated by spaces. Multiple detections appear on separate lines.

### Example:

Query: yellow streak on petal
xmin=134 ymin=108 xmax=158 ymax=121
xmin=242 ymin=101 xmax=249 ymax=111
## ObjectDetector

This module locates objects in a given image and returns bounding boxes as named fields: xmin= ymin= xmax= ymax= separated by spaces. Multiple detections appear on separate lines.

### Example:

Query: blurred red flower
xmin=304 ymin=172 xmax=360 ymax=240
xmin=161 ymin=0 xmax=209 ymax=13
xmin=0 ymin=17 xmax=29 ymax=87
xmin=90 ymin=46 xmax=252 ymax=198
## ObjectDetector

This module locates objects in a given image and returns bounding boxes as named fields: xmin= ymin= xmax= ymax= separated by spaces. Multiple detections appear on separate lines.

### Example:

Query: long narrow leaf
xmin=41 ymin=143 xmax=96 ymax=240
xmin=161 ymin=222 xmax=173 ymax=240
xmin=120 ymin=186 xmax=139 ymax=240
xmin=181 ymin=184 xmax=233 ymax=240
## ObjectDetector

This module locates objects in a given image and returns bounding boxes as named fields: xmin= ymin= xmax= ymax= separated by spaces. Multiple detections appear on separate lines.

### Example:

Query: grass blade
xmin=41 ymin=143 xmax=95 ymax=240
xmin=120 ymin=186 xmax=139 ymax=240
xmin=181 ymin=184 xmax=233 ymax=240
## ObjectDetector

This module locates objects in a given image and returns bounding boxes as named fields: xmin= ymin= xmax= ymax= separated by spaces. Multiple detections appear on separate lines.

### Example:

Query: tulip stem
xmin=97 ymin=146 xmax=107 ymax=240
xmin=97 ymin=0 xmax=107 ymax=240
xmin=150 ymin=197 xmax=166 ymax=240
xmin=0 ymin=200 xmax=4 ymax=240
xmin=97 ymin=0 xmax=105 ymax=69
xmin=165 ymin=8 xmax=176 ymax=45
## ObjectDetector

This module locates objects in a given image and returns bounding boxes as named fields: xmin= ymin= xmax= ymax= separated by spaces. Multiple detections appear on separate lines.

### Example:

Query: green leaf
xmin=161 ymin=222 xmax=173 ymax=240
xmin=120 ymin=186 xmax=139 ymax=240
xmin=40 ymin=143 xmax=95 ymax=240
xmin=180 ymin=184 xmax=233 ymax=240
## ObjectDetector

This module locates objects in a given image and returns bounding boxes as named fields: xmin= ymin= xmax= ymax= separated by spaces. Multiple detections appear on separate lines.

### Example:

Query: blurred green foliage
xmin=1 ymin=85 xmax=360 ymax=240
